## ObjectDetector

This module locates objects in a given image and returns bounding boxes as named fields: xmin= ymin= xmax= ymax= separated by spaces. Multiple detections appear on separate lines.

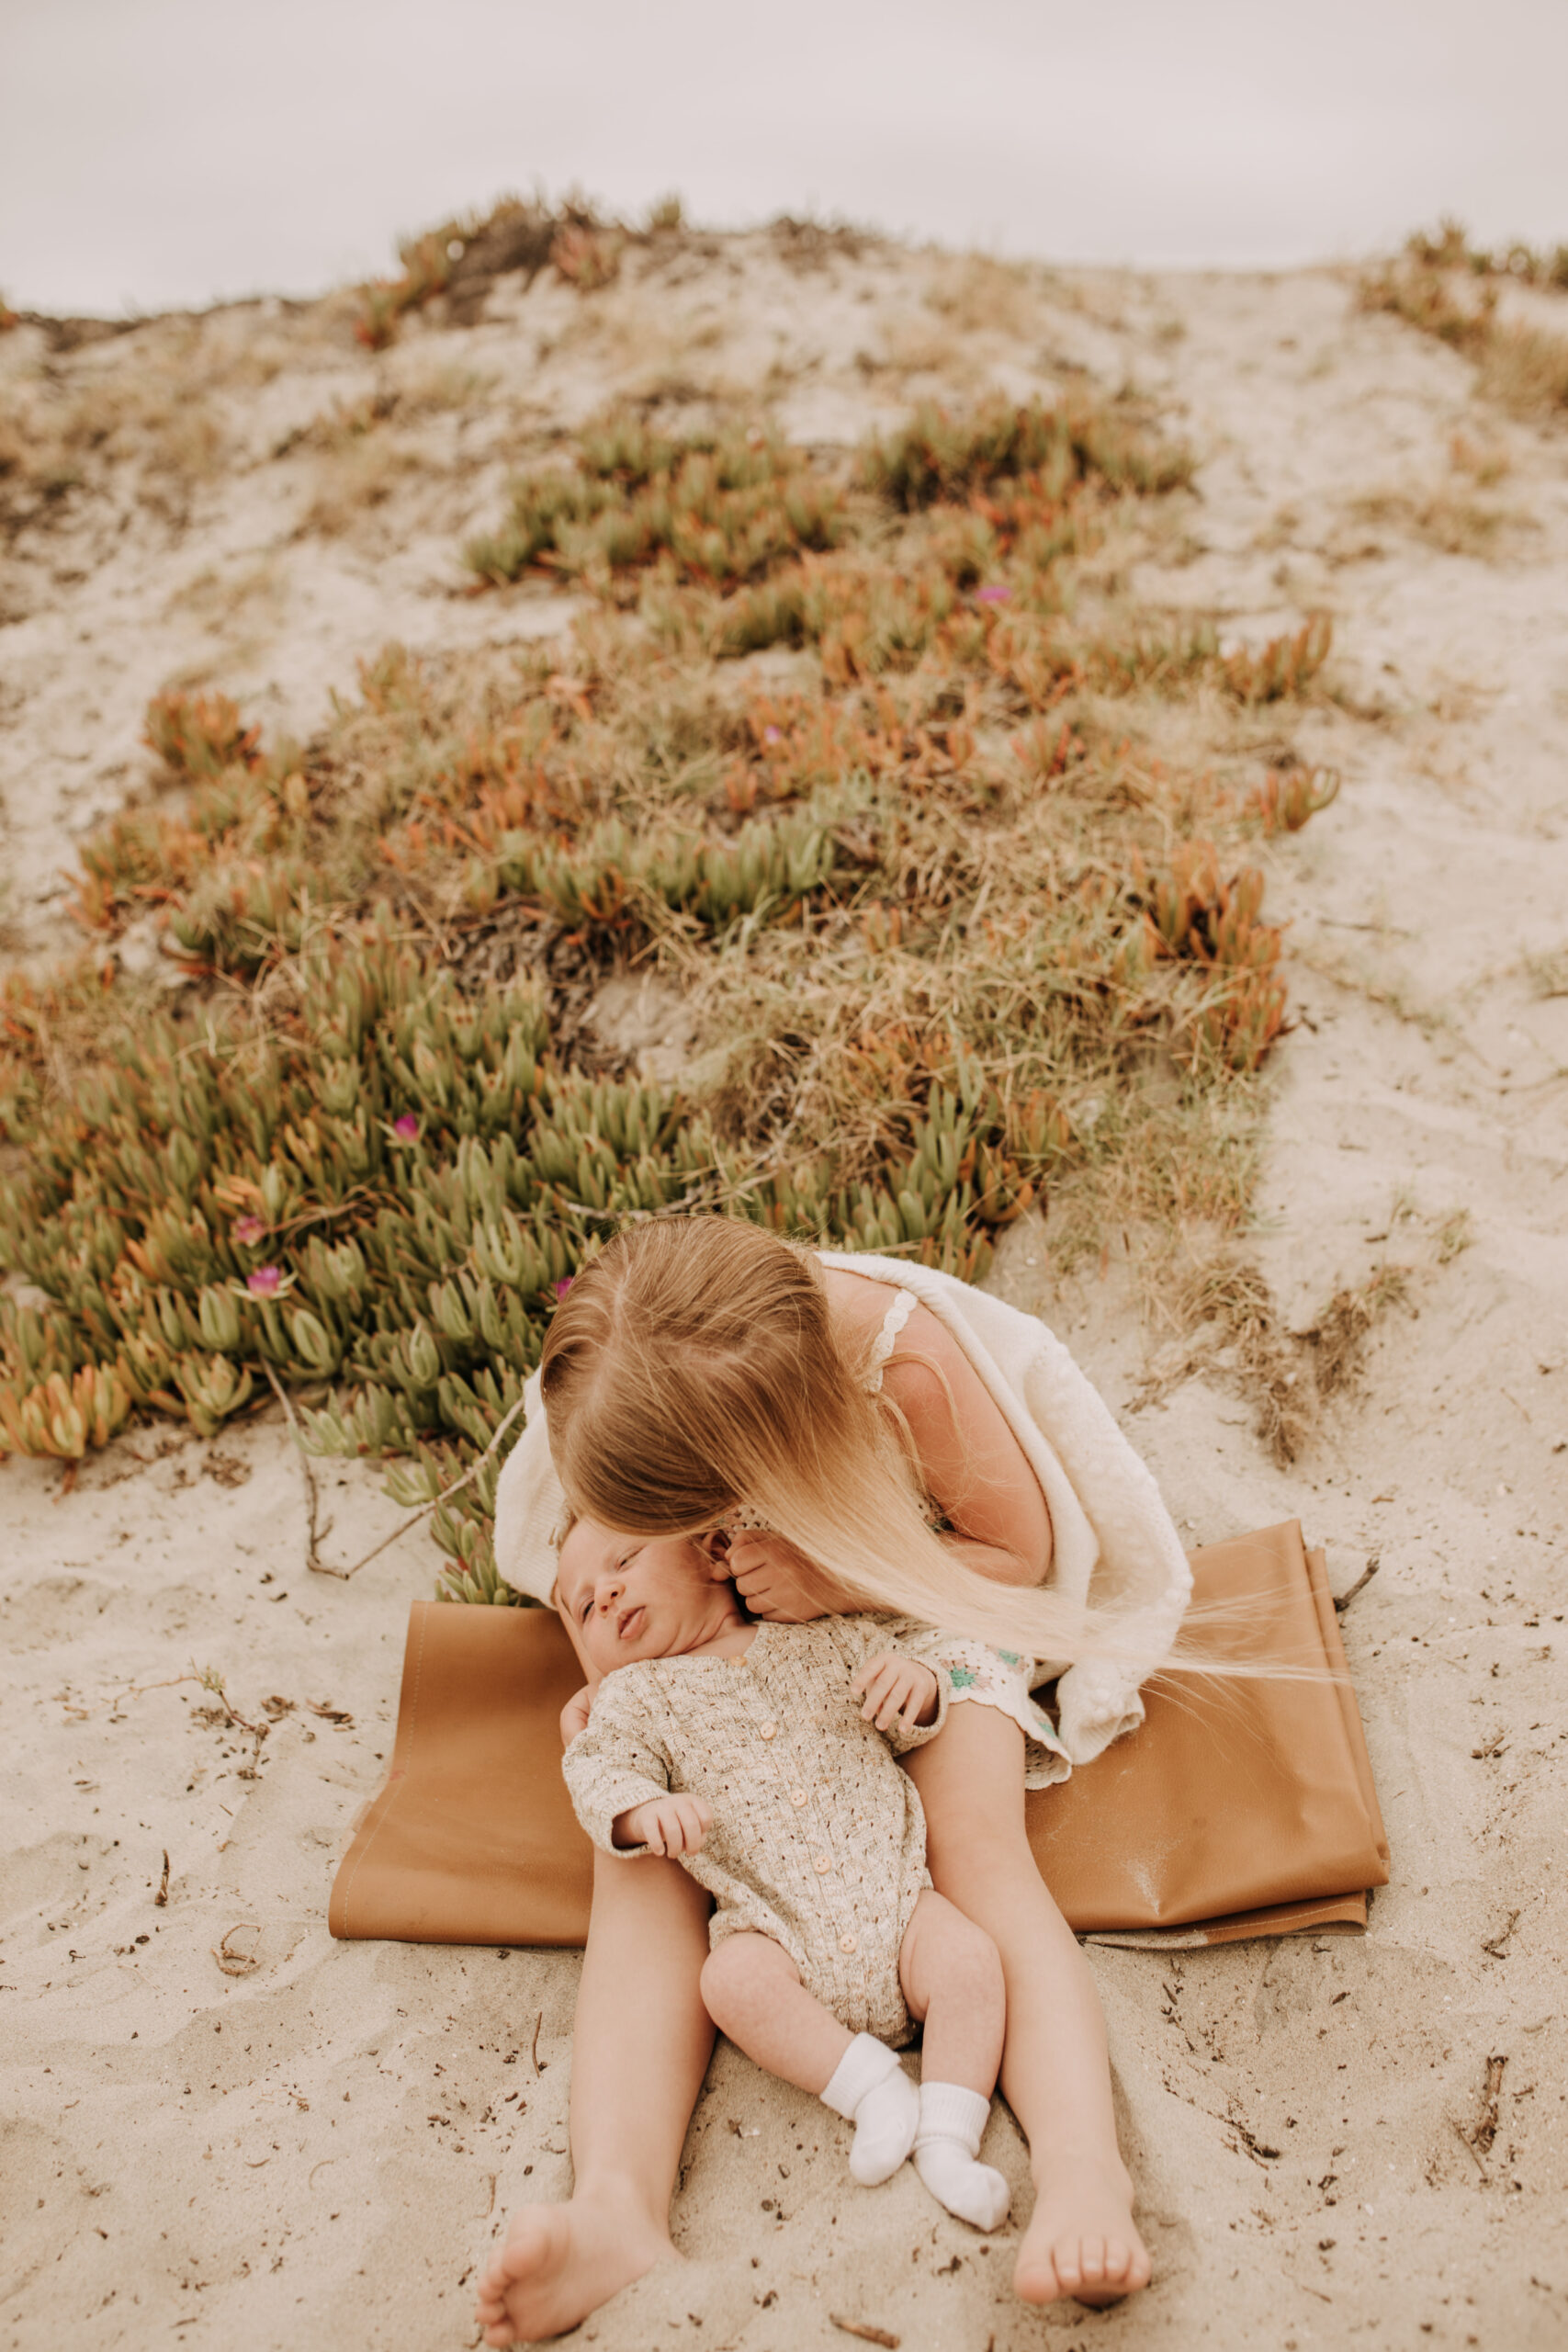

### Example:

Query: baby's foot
xmin=474 ymin=2189 xmax=673 ymax=2345
xmin=912 ymin=2082 xmax=1010 ymax=2231
xmin=1013 ymin=2154 xmax=1151 ymax=2308
xmin=820 ymin=2033 xmax=919 ymax=2187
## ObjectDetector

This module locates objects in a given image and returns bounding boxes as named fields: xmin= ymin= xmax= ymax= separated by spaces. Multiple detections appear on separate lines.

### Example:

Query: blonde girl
xmin=476 ymin=1217 xmax=1192 ymax=2343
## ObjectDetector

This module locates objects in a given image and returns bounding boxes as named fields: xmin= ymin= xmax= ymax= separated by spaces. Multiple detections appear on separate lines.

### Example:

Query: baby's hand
xmin=613 ymin=1792 xmax=713 ymax=1857
xmin=559 ymin=1685 xmax=593 ymax=1747
xmin=852 ymin=1652 xmax=940 ymax=1735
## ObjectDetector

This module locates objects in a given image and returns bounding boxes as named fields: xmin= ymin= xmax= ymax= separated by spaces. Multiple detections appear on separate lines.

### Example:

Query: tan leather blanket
xmin=330 ymin=1520 xmax=1388 ymax=1953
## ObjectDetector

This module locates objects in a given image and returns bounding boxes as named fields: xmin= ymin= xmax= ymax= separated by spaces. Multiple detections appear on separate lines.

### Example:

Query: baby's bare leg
xmin=905 ymin=1704 xmax=1151 ymax=2306
xmin=898 ymin=1890 xmax=1010 ymax=2229
xmin=702 ymin=1935 xmax=919 ymax=2186
xmin=700 ymin=1931 xmax=849 ymax=2092
xmin=897 ymin=1888 xmax=1006 ymax=2094
xmin=475 ymin=1849 xmax=712 ymax=2347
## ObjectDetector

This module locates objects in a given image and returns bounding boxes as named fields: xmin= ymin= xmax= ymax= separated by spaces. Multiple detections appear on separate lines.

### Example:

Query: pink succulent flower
xmin=554 ymin=1277 xmax=574 ymax=1299
xmin=233 ymin=1215 xmax=266 ymax=1246
xmin=763 ymin=726 xmax=782 ymax=744
xmin=976 ymin=584 xmax=1012 ymax=604
xmin=247 ymin=1266 xmax=283 ymax=1296
xmin=393 ymin=1114 xmax=420 ymax=1140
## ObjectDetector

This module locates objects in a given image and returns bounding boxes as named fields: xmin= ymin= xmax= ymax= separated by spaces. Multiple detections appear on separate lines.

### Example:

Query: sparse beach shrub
xmin=351 ymin=195 xmax=617 ymax=349
xmin=1360 ymin=234 xmax=1568 ymax=417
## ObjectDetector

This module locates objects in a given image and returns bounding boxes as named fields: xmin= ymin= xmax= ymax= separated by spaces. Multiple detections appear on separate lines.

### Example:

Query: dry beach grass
xmin=1 ymin=213 xmax=1566 ymax=2349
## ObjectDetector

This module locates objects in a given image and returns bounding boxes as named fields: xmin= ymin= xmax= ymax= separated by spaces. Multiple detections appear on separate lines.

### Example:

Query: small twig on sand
xmin=213 ymin=1925 xmax=262 ymax=1977
xmin=120 ymin=1662 xmax=269 ymax=1773
xmin=261 ymin=1363 xmax=338 ymax=1576
xmin=829 ymin=2321 xmax=900 ymax=2348
xmin=155 ymin=1849 xmax=170 ymax=1906
xmin=1469 ymin=2054 xmax=1507 ymax=2157
xmin=1482 ymin=1910 xmax=1520 ymax=1960
xmin=264 ymin=1362 xmax=527 ymax=1581
xmin=531 ymin=2011 xmax=546 ymax=2075
xmin=1333 ymin=1555 xmax=1381 ymax=1613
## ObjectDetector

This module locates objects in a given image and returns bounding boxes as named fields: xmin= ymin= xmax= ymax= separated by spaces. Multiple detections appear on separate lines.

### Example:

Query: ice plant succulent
xmin=0 ymin=390 xmax=1340 ymax=1607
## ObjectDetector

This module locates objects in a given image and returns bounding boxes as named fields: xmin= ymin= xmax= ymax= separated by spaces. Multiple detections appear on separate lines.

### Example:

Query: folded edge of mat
xmin=1087 ymin=1890 xmax=1371 ymax=1950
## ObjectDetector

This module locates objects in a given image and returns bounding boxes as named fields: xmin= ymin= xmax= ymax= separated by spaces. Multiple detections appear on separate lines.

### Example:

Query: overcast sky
xmin=3 ymin=0 xmax=1565 ymax=316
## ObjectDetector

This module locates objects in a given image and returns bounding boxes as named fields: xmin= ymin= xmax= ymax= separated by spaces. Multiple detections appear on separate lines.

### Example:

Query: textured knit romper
xmin=562 ymin=1611 xmax=950 ymax=2042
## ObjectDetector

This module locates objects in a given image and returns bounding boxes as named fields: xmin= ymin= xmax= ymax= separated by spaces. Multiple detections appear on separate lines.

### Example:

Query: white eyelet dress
xmin=728 ymin=1287 xmax=1073 ymax=1791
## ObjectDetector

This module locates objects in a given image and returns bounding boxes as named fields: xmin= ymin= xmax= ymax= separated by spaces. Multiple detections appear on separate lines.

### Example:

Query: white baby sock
xmin=913 ymin=2082 xmax=1010 ymax=2230
xmin=820 ymin=2033 xmax=919 ymax=2186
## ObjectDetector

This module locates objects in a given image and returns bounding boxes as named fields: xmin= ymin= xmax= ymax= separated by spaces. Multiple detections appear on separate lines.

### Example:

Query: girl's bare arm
xmin=878 ymin=1305 xmax=1053 ymax=1587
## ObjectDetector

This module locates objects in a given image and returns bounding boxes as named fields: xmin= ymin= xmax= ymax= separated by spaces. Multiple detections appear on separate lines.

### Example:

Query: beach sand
xmin=3 ymin=232 xmax=1565 ymax=2350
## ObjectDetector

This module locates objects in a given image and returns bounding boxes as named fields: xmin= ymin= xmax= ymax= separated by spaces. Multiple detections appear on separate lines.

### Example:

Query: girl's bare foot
xmin=1013 ymin=2154 xmax=1152 ymax=2309
xmin=474 ymin=2186 xmax=675 ymax=2346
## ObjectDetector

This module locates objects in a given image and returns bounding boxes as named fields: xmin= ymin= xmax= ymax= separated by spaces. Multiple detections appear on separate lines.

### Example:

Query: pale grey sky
xmin=2 ymin=0 xmax=1565 ymax=315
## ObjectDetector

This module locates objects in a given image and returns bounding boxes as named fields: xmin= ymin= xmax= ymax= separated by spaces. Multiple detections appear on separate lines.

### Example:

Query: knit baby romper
xmin=563 ymin=1612 xmax=948 ymax=2042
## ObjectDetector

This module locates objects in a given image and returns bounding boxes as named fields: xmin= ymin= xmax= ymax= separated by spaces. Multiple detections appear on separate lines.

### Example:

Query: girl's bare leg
xmin=475 ymin=1850 xmax=713 ymax=2346
xmin=905 ymin=1706 xmax=1152 ymax=2309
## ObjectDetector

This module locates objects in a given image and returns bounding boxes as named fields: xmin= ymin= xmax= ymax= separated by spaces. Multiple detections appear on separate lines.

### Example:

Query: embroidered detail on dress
xmin=864 ymin=1288 xmax=918 ymax=1396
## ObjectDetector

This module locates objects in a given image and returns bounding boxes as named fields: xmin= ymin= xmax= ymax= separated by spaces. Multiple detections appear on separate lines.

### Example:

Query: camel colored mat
xmin=329 ymin=1520 xmax=1388 ymax=1952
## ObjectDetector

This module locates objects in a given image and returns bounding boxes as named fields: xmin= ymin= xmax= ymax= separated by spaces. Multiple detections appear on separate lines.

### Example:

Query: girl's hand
xmin=559 ymin=1685 xmax=593 ymax=1747
xmin=851 ymin=1652 xmax=940 ymax=1735
xmin=613 ymin=1793 xmax=713 ymax=1857
xmin=729 ymin=1532 xmax=840 ymax=1622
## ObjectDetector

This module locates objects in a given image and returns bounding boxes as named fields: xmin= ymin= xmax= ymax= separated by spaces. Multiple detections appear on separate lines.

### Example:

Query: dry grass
xmin=1300 ymin=1261 xmax=1414 ymax=1402
xmin=0 ymin=345 xmax=228 ymax=526
xmin=1138 ymin=1189 xmax=1472 ymax=1460
xmin=1476 ymin=321 xmax=1568 ymax=415
xmin=1404 ymin=219 xmax=1568 ymax=291
xmin=1524 ymin=944 xmax=1568 ymax=1000
xmin=1359 ymin=250 xmax=1568 ymax=419
xmin=297 ymin=435 xmax=418 ymax=537
xmin=1345 ymin=486 xmax=1521 ymax=560
xmin=925 ymin=254 xmax=1043 ymax=341
xmin=164 ymin=560 xmax=287 ymax=638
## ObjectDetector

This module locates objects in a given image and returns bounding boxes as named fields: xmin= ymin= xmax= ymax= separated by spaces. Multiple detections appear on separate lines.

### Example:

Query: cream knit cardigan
xmin=492 ymin=1250 xmax=1192 ymax=1768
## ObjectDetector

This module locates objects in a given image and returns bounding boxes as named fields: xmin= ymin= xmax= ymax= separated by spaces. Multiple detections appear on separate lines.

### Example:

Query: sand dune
xmin=2 ymin=231 xmax=1566 ymax=2349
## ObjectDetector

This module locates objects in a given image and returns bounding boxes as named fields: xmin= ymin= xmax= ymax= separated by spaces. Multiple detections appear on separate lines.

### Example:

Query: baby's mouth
xmin=616 ymin=1603 xmax=646 ymax=1643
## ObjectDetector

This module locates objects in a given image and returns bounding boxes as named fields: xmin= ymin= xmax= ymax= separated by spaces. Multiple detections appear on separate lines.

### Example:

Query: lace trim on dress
xmin=863 ymin=1288 xmax=918 ymax=1396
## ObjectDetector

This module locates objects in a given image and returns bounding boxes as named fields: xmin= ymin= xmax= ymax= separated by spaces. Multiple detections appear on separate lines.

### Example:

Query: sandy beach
xmin=3 ymin=229 xmax=1566 ymax=2350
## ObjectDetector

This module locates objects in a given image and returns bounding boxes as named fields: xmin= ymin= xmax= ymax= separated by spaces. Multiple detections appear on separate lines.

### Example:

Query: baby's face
xmin=555 ymin=1518 xmax=731 ymax=1679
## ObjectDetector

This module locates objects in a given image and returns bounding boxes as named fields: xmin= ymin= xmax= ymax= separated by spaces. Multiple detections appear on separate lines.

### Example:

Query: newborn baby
xmin=556 ymin=1517 xmax=1010 ymax=2230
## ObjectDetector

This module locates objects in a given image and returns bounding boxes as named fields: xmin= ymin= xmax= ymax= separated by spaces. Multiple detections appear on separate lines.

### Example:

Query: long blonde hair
xmin=539 ymin=1216 xmax=1143 ymax=1668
